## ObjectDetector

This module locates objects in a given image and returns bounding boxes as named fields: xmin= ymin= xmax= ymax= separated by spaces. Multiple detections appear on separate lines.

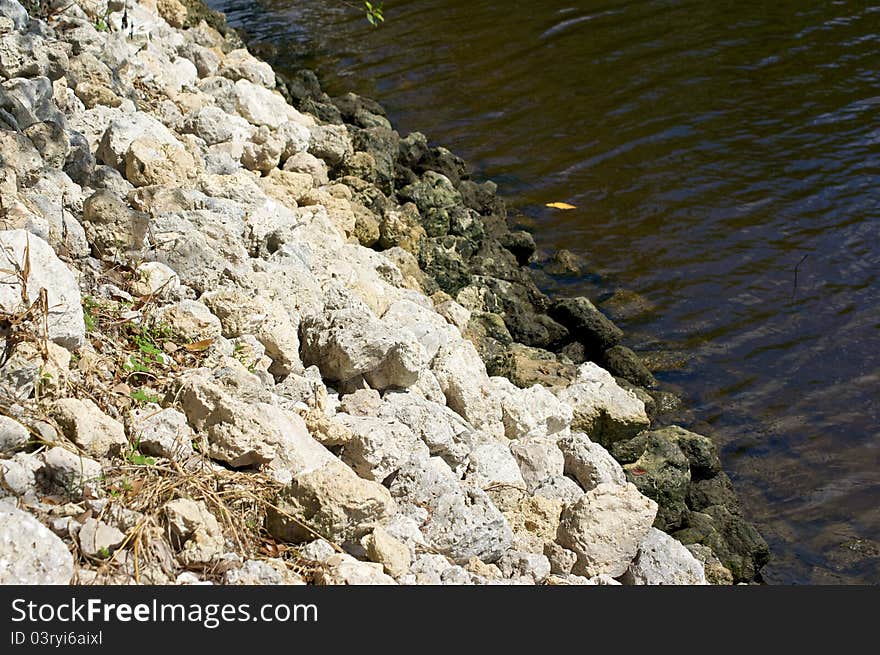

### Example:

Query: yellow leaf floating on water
xmin=545 ymin=202 xmax=576 ymax=210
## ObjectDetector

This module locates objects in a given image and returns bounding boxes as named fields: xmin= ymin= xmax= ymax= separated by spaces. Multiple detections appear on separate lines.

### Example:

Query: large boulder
xmin=621 ymin=528 xmax=707 ymax=585
xmin=334 ymin=413 xmax=430 ymax=482
xmin=300 ymin=288 xmax=427 ymax=390
xmin=51 ymin=398 xmax=128 ymax=458
xmin=490 ymin=376 xmax=572 ymax=439
xmin=390 ymin=456 xmax=513 ymax=563
xmin=431 ymin=340 xmax=503 ymax=436
xmin=557 ymin=432 xmax=626 ymax=491
xmin=549 ymin=296 xmax=623 ymax=355
xmin=556 ymin=482 xmax=657 ymax=578
xmin=179 ymin=366 xmax=332 ymax=471
xmin=266 ymin=460 xmax=397 ymax=546
xmin=555 ymin=362 xmax=650 ymax=446
xmin=614 ymin=431 xmax=692 ymax=532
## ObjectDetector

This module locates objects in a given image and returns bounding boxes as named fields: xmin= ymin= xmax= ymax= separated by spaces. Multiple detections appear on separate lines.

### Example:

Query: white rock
xmin=266 ymin=459 xmax=397 ymax=546
xmin=0 ymin=453 xmax=39 ymax=499
xmin=378 ymin=391 xmax=471 ymax=473
xmin=316 ymin=553 xmax=397 ymax=585
xmin=133 ymin=263 xmax=179 ymax=300
xmin=0 ymin=502 xmax=73 ymax=584
xmin=401 ymin=554 xmax=474 ymax=585
xmin=180 ymin=370 xmax=332 ymax=471
xmin=156 ymin=299 xmax=222 ymax=342
xmin=491 ymin=378 xmax=573 ymax=439
xmin=219 ymin=49 xmax=275 ymax=88
xmin=533 ymin=476 xmax=586 ymax=505
xmin=181 ymin=105 xmax=254 ymax=145
xmin=225 ymin=559 xmax=305 ymax=585
xmin=363 ymin=526 xmax=411 ymax=578
xmin=0 ymin=415 xmax=28 ymax=453
xmin=129 ymin=406 xmax=194 ymax=461
xmin=78 ymin=518 xmax=126 ymax=558
xmin=298 ymin=539 xmax=337 ymax=562
xmin=37 ymin=447 xmax=102 ymax=500
xmin=334 ymin=413 xmax=429 ymax=482
xmin=466 ymin=442 xmax=526 ymax=489
xmin=96 ymin=112 xmax=180 ymax=171
xmin=556 ymin=482 xmax=658 ymax=578
xmin=555 ymin=362 xmax=650 ymax=445
xmin=164 ymin=498 xmax=225 ymax=565
xmin=621 ymin=528 xmax=708 ymax=585
xmin=390 ymin=456 xmax=513 ymax=563
xmin=557 ymin=432 xmax=626 ymax=491
xmin=201 ymin=286 xmax=304 ymax=377
xmin=509 ymin=436 xmax=566 ymax=491
xmin=0 ymin=230 xmax=85 ymax=350
xmin=233 ymin=79 xmax=309 ymax=129
xmin=431 ymin=340 xmax=503 ymax=436
xmin=382 ymin=299 xmax=459 ymax=362
xmin=277 ymin=121 xmax=311 ymax=160
xmin=497 ymin=550 xmax=551 ymax=584
xmin=51 ymin=398 xmax=127 ymax=458
xmin=300 ymin=287 xmax=427 ymax=390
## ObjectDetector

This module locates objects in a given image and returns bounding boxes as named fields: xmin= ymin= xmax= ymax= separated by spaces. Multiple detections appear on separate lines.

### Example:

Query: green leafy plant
xmin=364 ymin=1 xmax=384 ymax=27
xmin=82 ymin=296 xmax=98 ymax=332
xmin=124 ymin=437 xmax=156 ymax=467
xmin=130 ymin=388 xmax=161 ymax=406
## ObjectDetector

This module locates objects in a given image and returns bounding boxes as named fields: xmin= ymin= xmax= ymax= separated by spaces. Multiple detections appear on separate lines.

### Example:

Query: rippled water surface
xmin=208 ymin=0 xmax=880 ymax=583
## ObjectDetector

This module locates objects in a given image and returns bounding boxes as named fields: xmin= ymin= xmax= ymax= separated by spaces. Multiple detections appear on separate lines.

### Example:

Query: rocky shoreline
xmin=0 ymin=0 xmax=767 ymax=585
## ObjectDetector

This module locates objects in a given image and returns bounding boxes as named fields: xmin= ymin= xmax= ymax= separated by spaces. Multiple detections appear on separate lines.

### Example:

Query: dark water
xmin=207 ymin=0 xmax=880 ymax=584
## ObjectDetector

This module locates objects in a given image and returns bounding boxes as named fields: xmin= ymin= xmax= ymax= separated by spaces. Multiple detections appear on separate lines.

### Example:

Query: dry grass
xmin=73 ymin=455 xmax=329 ymax=584
xmin=1 ymin=251 xmax=334 ymax=584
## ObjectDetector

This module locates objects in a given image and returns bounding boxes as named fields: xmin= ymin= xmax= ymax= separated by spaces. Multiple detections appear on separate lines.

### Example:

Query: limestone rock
xmin=156 ymin=299 xmax=222 ymax=342
xmin=316 ymin=553 xmax=397 ymax=585
xmin=0 ymin=502 xmax=73 ymax=584
xmin=82 ymin=190 xmax=150 ymax=262
xmin=129 ymin=406 xmax=194 ymax=461
xmin=0 ymin=230 xmax=85 ymax=350
xmin=556 ymin=482 xmax=658 ymax=578
xmin=621 ymin=528 xmax=707 ymax=585
xmin=300 ymin=288 xmax=427 ymax=390
xmin=491 ymin=377 xmax=573 ymax=439
xmin=266 ymin=459 xmax=397 ymax=546
xmin=180 ymin=370 xmax=331 ymax=471
xmin=557 ymin=432 xmax=626 ymax=491
xmin=78 ymin=518 xmax=126 ymax=558
xmin=378 ymin=391 xmax=471 ymax=473
xmin=555 ymin=362 xmax=650 ymax=446
xmin=363 ymin=526 xmax=411 ymax=578
xmin=97 ymin=113 xmax=180 ymax=171
xmin=164 ymin=498 xmax=225 ymax=565
xmin=219 ymin=49 xmax=275 ymax=88
xmin=36 ymin=447 xmax=102 ymax=500
xmin=431 ymin=340 xmax=503 ymax=436
xmin=334 ymin=413 xmax=429 ymax=482
xmin=466 ymin=442 xmax=527 ymax=490
xmin=124 ymin=137 xmax=198 ymax=187
xmin=390 ymin=456 xmax=513 ymax=563
xmin=51 ymin=398 xmax=127 ymax=458
xmin=509 ymin=436 xmax=565 ymax=491
xmin=0 ymin=414 xmax=28 ymax=453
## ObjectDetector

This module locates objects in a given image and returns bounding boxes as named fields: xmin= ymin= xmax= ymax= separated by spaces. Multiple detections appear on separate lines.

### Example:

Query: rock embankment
xmin=0 ymin=0 xmax=767 ymax=585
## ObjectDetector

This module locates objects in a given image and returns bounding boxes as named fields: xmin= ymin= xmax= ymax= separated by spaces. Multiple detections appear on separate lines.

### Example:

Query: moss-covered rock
xmin=622 ymin=432 xmax=691 ymax=532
